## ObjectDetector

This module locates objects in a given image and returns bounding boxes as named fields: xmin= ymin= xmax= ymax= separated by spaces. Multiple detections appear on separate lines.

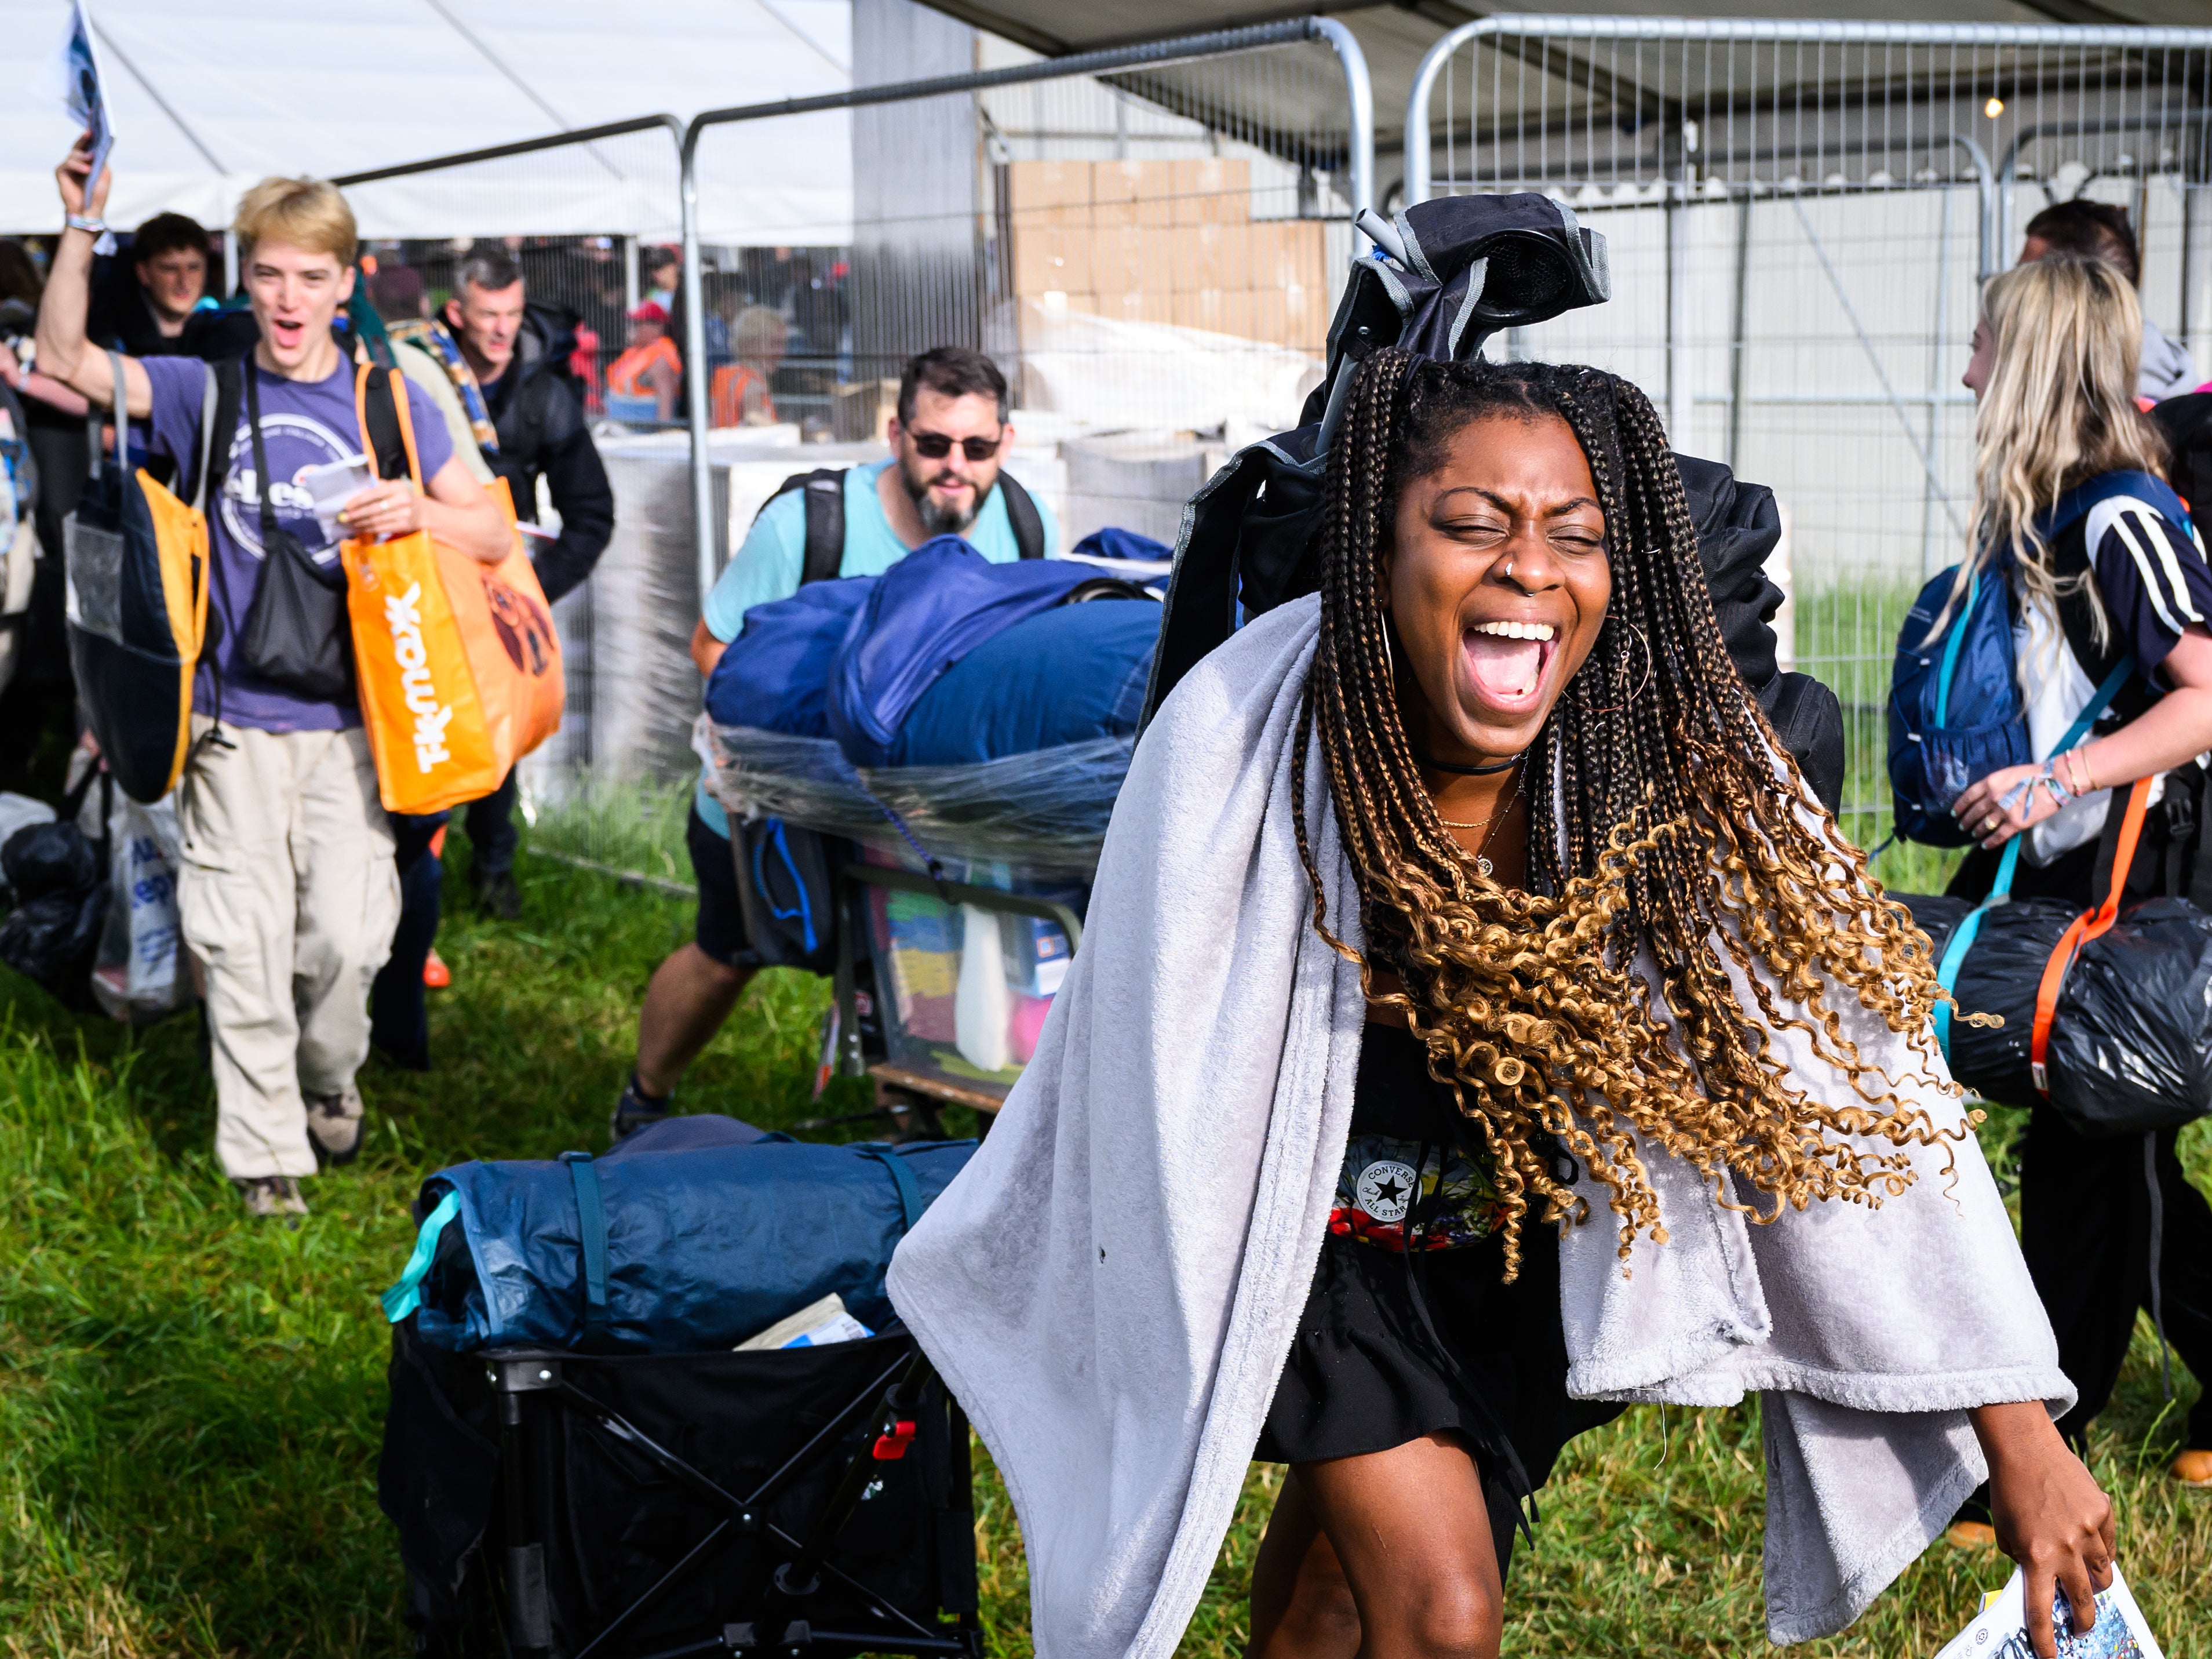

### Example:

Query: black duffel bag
xmin=2045 ymin=897 xmax=2212 ymax=1133
xmin=1898 ymin=777 xmax=2212 ymax=1134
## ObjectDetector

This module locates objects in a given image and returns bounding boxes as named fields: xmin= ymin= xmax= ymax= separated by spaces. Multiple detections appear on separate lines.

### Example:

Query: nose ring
xmin=1502 ymin=558 xmax=1515 ymax=581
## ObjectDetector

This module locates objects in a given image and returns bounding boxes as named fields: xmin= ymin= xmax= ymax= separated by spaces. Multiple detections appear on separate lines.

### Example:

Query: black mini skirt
xmin=1254 ymin=1024 xmax=1619 ymax=1562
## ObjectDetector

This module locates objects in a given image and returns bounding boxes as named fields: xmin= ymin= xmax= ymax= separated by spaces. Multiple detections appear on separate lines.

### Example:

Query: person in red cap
xmin=606 ymin=300 xmax=679 ymax=422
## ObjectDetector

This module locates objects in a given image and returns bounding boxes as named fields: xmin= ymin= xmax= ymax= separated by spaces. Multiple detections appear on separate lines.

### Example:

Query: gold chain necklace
xmin=1434 ymin=773 xmax=1522 ymax=879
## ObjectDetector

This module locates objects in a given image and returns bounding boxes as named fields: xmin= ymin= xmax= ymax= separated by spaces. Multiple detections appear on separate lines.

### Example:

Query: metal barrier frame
xmin=1405 ymin=16 xmax=2212 ymax=276
xmin=1405 ymin=15 xmax=2212 ymax=470
xmin=330 ymin=112 xmax=686 ymax=193
xmin=677 ymin=16 xmax=1378 ymax=606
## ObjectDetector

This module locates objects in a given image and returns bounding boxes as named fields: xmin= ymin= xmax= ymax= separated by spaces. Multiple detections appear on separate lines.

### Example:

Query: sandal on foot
xmin=610 ymin=1075 xmax=670 ymax=1144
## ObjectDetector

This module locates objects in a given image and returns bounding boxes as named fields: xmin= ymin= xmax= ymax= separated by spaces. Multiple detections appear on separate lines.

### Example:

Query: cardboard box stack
xmin=1007 ymin=158 xmax=1329 ymax=354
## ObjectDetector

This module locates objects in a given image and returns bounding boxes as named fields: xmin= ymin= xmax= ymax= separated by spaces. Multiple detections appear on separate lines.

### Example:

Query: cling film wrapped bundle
xmin=341 ymin=369 xmax=563 ymax=815
xmin=701 ymin=719 xmax=1105 ymax=1090
xmin=701 ymin=720 xmax=1130 ymax=882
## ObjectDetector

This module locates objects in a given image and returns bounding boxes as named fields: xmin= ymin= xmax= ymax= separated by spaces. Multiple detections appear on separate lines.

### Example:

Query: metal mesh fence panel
xmin=683 ymin=28 xmax=1368 ymax=545
xmin=336 ymin=121 xmax=698 ymax=886
xmin=1409 ymin=20 xmax=2212 ymax=873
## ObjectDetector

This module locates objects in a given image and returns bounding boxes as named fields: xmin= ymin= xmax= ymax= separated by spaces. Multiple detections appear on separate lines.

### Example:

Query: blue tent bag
xmin=382 ymin=1136 xmax=974 ymax=1354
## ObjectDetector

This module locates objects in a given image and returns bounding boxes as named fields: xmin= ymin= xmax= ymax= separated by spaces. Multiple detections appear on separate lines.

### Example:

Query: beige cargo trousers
xmin=177 ymin=718 xmax=400 ymax=1179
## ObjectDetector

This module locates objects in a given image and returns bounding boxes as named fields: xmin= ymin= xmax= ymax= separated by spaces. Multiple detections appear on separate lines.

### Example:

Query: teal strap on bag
xmin=861 ymin=1143 xmax=924 ymax=1231
xmin=1934 ymin=655 xmax=2134 ymax=1062
xmin=1931 ymin=567 xmax=1981 ymax=729
xmin=561 ymin=1151 xmax=612 ymax=1348
xmin=381 ymin=1191 xmax=462 ymax=1323
xmin=1934 ymin=838 xmax=2019 ymax=1058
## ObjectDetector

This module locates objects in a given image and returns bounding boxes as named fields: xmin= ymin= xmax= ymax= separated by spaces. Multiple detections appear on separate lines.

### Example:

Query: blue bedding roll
xmin=892 ymin=600 xmax=1159 ymax=766
xmin=384 ymin=1136 xmax=974 ymax=1354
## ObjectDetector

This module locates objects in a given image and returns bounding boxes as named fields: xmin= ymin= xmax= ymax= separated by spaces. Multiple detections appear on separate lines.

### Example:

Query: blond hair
xmin=734 ymin=305 xmax=786 ymax=360
xmin=1944 ymin=254 xmax=2167 ymax=647
xmin=232 ymin=176 xmax=358 ymax=268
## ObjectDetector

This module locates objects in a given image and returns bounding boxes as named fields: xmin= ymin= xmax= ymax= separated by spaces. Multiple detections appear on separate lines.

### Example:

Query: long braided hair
xmin=1291 ymin=349 xmax=1962 ymax=1279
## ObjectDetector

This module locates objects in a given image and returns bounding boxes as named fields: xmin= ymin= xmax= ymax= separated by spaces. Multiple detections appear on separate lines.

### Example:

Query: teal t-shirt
xmin=695 ymin=460 xmax=1059 ymax=837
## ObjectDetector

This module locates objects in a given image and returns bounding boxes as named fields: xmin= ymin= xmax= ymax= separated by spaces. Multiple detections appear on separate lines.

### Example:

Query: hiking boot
xmin=304 ymin=1085 xmax=365 ymax=1167
xmin=2173 ymin=1449 xmax=2212 ymax=1489
xmin=235 ymin=1175 xmax=308 ymax=1219
xmin=610 ymin=1074 xmax=670 ymax=1144
xmin=473 ymin=867 xmax=522 ymax=922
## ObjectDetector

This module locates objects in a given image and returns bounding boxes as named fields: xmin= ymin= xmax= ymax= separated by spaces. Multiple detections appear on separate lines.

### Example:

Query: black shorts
xmin=686 ymin=805 xmax=758 ymax=969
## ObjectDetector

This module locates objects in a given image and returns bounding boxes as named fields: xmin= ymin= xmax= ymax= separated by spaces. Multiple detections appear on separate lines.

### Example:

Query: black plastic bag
xmin=1900 ymin=892 xmax=2078 ymax=1106
xmin=2042 ymin=897 xmax=2212 ymax=1136
xmin=0 ymin=820 xmax=108 ymax=1007
xmin=2 ymin=819 xmax=96 ymax=900
xmin=1897 ymin=892 xmax=2212 ymax=1132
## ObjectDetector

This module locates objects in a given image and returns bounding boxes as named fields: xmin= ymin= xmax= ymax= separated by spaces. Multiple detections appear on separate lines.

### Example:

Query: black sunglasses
xmin=907 ymin=430 xmax=1003 ymax=462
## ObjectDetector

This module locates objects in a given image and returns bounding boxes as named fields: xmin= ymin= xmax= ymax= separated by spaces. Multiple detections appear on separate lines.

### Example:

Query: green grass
xmin=0 ymin=835 xmax=2205 ymax=1657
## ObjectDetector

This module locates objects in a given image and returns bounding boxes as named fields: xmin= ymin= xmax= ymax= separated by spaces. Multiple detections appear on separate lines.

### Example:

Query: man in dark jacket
xmin=89 ymin=212 xmax=213 ymax=357
xmin=409 ymin=246 xmax=615 ymax=916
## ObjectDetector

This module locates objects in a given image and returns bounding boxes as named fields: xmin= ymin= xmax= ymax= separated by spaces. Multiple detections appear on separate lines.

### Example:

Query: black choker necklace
xmin=1411 ymin=745 xmax=1524 ymax=777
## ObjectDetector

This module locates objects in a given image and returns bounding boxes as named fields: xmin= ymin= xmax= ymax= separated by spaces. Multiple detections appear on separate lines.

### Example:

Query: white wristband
xmin=65 ymin=213 xmax=105 ymax=235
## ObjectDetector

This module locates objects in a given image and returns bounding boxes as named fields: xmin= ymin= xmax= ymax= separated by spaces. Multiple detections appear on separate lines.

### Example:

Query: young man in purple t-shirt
xmin=38 ymin=136 xmax=509 ymax=1217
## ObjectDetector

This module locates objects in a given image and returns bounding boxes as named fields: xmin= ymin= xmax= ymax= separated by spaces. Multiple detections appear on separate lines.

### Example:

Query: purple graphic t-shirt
xmin=141 ymin=355 xmax=454 ymax=733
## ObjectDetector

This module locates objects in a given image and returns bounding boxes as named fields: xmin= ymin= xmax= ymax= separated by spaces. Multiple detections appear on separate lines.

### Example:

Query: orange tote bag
xmin=340 ymin=366 xmax=503 ymax=814
xmin=444 ymin=476 xmax=564 ymax=766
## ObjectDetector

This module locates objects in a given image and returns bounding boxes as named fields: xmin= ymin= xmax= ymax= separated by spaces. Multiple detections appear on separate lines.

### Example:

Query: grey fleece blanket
xmin=886 ymin=595 xmax=2071 ymax=1658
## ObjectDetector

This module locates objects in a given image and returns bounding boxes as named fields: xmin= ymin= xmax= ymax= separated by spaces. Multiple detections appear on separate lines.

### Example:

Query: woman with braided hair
xmin=889 ymin=351 xmax=2107 ymax=1659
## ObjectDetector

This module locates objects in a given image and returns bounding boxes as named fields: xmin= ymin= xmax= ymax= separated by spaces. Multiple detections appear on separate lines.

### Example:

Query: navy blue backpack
xmin=1888 ymin=471 xmax=2196 ymax=846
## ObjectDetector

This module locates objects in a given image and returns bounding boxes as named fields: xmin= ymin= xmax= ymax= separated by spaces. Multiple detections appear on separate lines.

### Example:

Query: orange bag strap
xmin=351 ymin=362 xmax=424 ymax=489
xmin=2029 ymin=775 xmax=2153 ymax=1093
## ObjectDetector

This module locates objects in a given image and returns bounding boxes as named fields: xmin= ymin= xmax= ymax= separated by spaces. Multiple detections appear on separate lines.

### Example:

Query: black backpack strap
xmin=203 ymin=361 xmax=245 ymax=651
xmin=358 ymin=365 xmax=409 ymax=483
xmin=798 ymin=469 xmax=846 ymax=585
xmin=2189 ymin=765 xmax=2212 ymax=913
xmin=999 ymin=468 xmax=1044 ymax=560
xmin=242 ymin=361 xmax=280 ymax=549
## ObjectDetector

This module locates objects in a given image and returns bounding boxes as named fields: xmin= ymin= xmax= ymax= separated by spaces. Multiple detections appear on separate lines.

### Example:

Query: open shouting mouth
xmin=1462 ymin=618 xmax=1558 ymax=713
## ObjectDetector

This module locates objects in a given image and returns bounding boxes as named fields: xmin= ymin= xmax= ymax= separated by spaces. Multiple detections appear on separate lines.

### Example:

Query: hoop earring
xmin=1381 ymin=610 xmax=1397 ymax=683
xmin=1587 ymin=618 xmax=1652 ymax=715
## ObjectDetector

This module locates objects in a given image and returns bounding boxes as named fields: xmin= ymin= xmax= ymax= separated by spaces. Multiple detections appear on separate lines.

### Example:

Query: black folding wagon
xmin=382 ymin=1316 xmax=980 ymax=1659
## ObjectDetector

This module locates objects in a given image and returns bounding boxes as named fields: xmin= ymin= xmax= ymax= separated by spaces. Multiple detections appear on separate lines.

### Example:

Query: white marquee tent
xmin=0 ymin=0 xmax=854 ymax=240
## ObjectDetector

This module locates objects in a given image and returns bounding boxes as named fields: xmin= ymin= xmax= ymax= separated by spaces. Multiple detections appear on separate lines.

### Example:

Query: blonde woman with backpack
xmin=1947 ymin=253 xmax=2212 ymax=1507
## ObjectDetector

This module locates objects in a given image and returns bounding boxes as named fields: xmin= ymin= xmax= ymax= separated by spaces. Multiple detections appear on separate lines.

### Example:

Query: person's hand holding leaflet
xmin=340 ymin=472 xmax=511 ymax=564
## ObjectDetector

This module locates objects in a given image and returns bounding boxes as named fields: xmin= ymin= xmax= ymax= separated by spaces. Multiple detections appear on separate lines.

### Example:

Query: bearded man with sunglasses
xmin=613 ymin=346 xmax=1058 ymax=1138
